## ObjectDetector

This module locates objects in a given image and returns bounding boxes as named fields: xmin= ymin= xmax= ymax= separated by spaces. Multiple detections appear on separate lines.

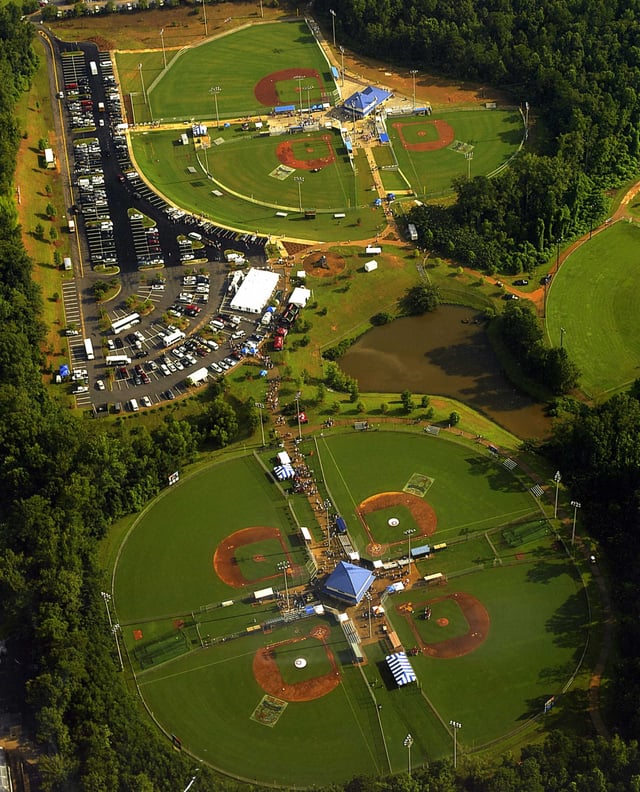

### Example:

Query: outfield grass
xmin=386 ymin=560 xmax=588 ymax=748
xmin=113 ymin=455 xmax=308 ymax=623
xmin=545 ymin=221 xmax=640 ymax=398
xmin=113 ymin=434 xmax=590 ymax=784
xmin=316 ymin=431 xmax=538 ymax=558
xmin=384 ymin=109 xmax=523 ymax=197
xmin=117 ymin=21 xmax=336 ymax=123
xmin=130 ymin=128 xmax=385 ymax=238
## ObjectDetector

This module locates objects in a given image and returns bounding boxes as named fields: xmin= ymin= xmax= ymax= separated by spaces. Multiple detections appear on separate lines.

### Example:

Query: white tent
xmin=277 ymin=451 xmax=291 ymax=465
xmin=364 ymin=260 xmax=378 ymax=272
xmin=230 ymin=268 xmax=279 ymax=314
xmin=289 ymin=286 xmax=311 ymax=307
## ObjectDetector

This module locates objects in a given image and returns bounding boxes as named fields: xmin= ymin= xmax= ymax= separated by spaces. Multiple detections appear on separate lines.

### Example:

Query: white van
xmin=128 ymin=398 xmax=140 ymax=412
xmin=188 ymin=232 xmax=202 ymax=241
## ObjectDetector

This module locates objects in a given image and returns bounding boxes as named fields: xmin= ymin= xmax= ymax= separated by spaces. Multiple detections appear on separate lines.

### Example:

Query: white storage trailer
xmin=187 ymin=367 xmax=209 ymax=386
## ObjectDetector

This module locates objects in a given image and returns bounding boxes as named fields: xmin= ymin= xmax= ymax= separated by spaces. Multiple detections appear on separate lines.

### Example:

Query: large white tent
xmin=230 ymin=268 xmax=279 ymax=314
xmin=385 ymin=652 xmax=417 ymax=686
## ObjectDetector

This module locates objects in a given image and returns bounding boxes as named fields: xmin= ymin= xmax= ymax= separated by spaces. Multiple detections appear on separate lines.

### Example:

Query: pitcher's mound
xmin=302 ymin=251 xmax=345 ymax=277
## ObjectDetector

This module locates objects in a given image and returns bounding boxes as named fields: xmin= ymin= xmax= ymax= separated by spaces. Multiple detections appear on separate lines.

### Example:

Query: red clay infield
xmin=252 ymin=626 xmax=340 ymax=702
xmin=213 ymin=526 xmax=290 ymax=588
xmin=392 ymin=119 xmax=455 ymax=151
xmin=403 ymin=592 xmax=490 ymax=659
xmin=359 ymin=491 xmax=437 ymax=540
xmin=255 ymin=68 xmax=323 ymax=107
xmin=275 ymin=134 xmax=337 ymax=171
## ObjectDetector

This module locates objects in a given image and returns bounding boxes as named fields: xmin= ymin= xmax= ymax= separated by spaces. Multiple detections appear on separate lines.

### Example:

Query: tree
xmin=449 ymin=411 xmax=461 ymax=426
xmin=401 ymin=390 xmax=415 ymax=413
xmin=401 ymin=283 xmax=439 ymax=315
xmin=45 ymin=202 xmax=56 ymax=219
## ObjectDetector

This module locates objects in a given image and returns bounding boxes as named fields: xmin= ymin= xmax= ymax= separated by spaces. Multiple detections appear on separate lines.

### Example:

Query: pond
xmin=340 ymin=306 xmax=550 ymax=439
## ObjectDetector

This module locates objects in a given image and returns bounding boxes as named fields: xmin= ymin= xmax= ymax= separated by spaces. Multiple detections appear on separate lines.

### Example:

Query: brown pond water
xmin=340 ymin=306 xmax=551 ymax=439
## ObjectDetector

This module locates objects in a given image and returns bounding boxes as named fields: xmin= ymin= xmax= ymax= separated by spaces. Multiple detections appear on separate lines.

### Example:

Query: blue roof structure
xmin=322 ymin=561 xmax=374 ymax=605
xmin=343 ymin=86 xmax=392 ymax=118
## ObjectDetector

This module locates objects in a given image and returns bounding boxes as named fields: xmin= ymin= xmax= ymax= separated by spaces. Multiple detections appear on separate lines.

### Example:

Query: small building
xmin=322 ymin=561 xmax=375 ymax=606
xmin=365 ymin=245 xmax=382 ymax=255
xmin=364 ymin=260 xmax=378 ymax=272
xmin=44 ymin=148 xmax=56 ymax=169
xmin=180 ymin=133 xmax=189 ymax=145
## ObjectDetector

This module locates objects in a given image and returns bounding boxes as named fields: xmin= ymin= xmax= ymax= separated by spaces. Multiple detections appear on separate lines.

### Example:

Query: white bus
xmin=83 ymin=338 xmax=95 ymax=360
xmin=110 ymin=312 xmax=140 ymax=335
xmin=105 ymin=355 xmax=132 ymax=366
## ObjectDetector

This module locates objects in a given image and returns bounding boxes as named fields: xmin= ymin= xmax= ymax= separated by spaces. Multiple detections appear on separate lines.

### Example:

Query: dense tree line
xmin=317 ymin=0 xmax=630 ymax=271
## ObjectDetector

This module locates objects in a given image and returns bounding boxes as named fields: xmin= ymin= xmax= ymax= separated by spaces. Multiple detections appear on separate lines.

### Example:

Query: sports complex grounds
xmin=113 ymin=429 xmax=590 ymax=786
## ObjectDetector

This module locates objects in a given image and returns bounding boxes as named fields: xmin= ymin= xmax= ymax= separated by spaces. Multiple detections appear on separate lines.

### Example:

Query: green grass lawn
xmin=364 ymin=504 xmax=422 ymax=545
xmin=113 ymin=434 xmax=590 ymax=784
xmin=130 ymin=128 xmax=385 ymax=239
xmin=545 ymin=221 xmax=640 ymax=398
xmin=317 ymin=431 xmax=538 ymax=559
xmin=384 ymin=109 xmax=523 ymax=197
xmin=117 ymin=21 xmax=336 ymax=123
xmin=113 ymin=455 xmax=307 ymax=623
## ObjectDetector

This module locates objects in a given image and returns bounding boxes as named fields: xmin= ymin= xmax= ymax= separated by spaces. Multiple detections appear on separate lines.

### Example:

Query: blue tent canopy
xmin=322 ymin=561 xmax=374 ymax=605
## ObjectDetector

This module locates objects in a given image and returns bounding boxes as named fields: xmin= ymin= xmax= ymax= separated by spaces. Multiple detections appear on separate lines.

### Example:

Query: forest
xmin=0 ymin=0 xmax=640 ymax=789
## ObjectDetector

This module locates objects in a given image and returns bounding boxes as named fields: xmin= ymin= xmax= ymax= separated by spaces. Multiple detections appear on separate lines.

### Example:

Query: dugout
xmin=335 ymin=516 xmax=348 ymax=534
xmin=424 ymin=572 xmax=444 ymax=585
xmin=410 ymin=543 xmax=431 ymax=560
xmin=274 ymin=104 xmax=295 ymax=115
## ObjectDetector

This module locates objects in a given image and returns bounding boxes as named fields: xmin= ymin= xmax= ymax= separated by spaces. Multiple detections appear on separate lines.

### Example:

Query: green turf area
xmin=363 ymin=504 xmax=422 ymax=545
xmin=386 ymin=560 xmax=588 ymax=747
xmin=113 ymin=436 xmax=589 ymax=784
xmin=113 ymin=455 xmax=308 ymax=623
xmin=317 ymin=431 xmax=538 ymax=558
xmin=116 ymin=21 xmax=336 ymax=123
xmin=545 ymin=221 xmax=640 ymax=398
xmin=130 ymin=128 xmax=384 ymax=239
xmin=384 ymin=109 xmax=523 ymax=198
xmin=234 ymin=537 xmax=290 ymax=584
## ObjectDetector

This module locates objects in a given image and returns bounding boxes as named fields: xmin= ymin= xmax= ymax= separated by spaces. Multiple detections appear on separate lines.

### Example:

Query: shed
xmin=366 ymin=245 xmax=382 ymax=254
xmin=44 ymin=148 xmax=56 ymax=168
xmin=364 ymin=260 xmax=378 ymax=272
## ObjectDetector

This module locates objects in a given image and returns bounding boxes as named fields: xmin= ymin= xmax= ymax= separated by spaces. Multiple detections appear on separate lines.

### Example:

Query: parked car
xmin=95 ymin=379 xmax=105 ymax=391
xmin=141 ymin=395 xmax=152 ymax=407
xmin=503 ymin=293 xmax=519 ymax=301
xmin=513 ymin=279 xmax=529 ymax=286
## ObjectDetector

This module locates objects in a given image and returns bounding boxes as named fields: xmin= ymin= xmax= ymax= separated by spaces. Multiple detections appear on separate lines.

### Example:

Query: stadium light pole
xmin=277 ymin=560 xmax=291 ymax=610
xmin=449 ymin=720 xmax=462 ymax=769
xmin=294 ymin=176 xmax=304 ymax=212
xmin=160 ymin=28 xmax=167 ymax=70
xmin=303 ymin=84 xmax=313 ymax=114
xmin=554 ymin=470 xmax=561 ymax=518
xmin=138 ymin=62 xmax=147 ymax=107
xmin=403 ymin=734 xmax=414 ymax=776
xmin=295 ymin=390 xmax=303 ymax=439
xmin=255 ymin=402 xmax=266 ymax=447
xmin=329 ymin=8 xmax=336 ymax=47
xmin=210 ymin=86 xmax=222 ymax=129
xmin=571 ymin=501 xmax=581 ymax=547
xmin=466 ymin=150 xmax=473 ymax=181
xmin=410 ymin=69 xmax=418 ymax=110
xmin=404 ymin=528 xmax=416 ymax=566
xmin=339 ymin=45 xmax=345 ymax=87
xmin=560 ymin=326 xmax=566 ymax=348
xmin=259 ymin=0 xmax=263 ymax=18
xmin=202 ymin=0 xmax=208 ymax=38
xmin=294 ymin=74 xmax=304 ymax=115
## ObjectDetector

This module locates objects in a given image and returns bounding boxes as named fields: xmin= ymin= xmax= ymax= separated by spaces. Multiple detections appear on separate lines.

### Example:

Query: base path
xmin=252 ymin=629 xmax=340 ymax=702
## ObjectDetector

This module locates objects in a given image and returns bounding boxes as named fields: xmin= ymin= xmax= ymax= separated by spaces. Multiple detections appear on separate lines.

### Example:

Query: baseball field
xmin=545 ymin=220 xmax=640 ymax=398
xmin=112 ymin=430 xmax=589 ymax=786
xmin=119 ymin=19 xmax=523 ymax=237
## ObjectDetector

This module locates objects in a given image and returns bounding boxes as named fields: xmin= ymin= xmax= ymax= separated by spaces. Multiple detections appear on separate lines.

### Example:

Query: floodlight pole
xmin=404 ymin=528 xmax=416 ymax=567
xmin=365 ymin=591 xmax=372 ymax=638
xmin=553 ymin=470 xmax=561 ymax=518
xmin=570 ymin=500 xmax=581 ymax=547
xmin=255 ymin=402 xmax=266 ymax=447
xmin=259 ymin=0 xmax=263 ymax=18
xmin=202 ymin=0 xmax=208 ymax=38
xmin=449 ymin=720 xmax=462 ymax=769
xmin=138 ymin=62 xmax=147 ymax=106
xmin=210 ymin=86 xmax=221 ymax=129
xmin=403 ymin=734 xmax=413 ymax=776
xmin=304 ymin=85 xmax=313 ymax=114
xmin=410 ymin=69 xmax=418 ymax=110
xmin=277 ymin=560 xmax=290 ymax=610
xmin=294 ymin=177 xmax=304 ymax=212
xmin=466 ymin=150 xmax=473 ymax=181
xmin=294 ymin=74 xmax=304 ymax=115
xmin=560 ymin=326 xmax=566 ymax=349
xmin=330 ymin=9 xmax=336 ymax=47
xmin=295 ymin=390 xmax=302 ymax=439
xmin=160 ymin=28 xmax=167 ymax=69
xmin=339 ymin=46 xmax=345 ymax=87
